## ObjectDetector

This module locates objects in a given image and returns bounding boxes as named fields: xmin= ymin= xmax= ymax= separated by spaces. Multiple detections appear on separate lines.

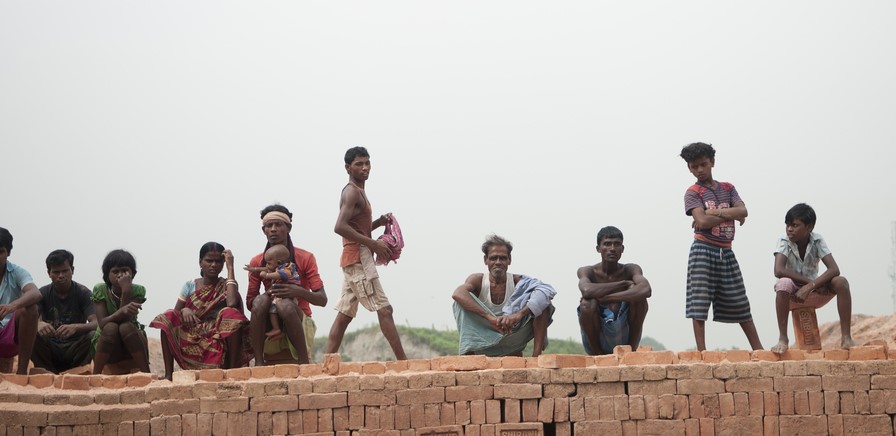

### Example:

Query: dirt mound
xmin=819 ymin=313 xmax=896 ymax=349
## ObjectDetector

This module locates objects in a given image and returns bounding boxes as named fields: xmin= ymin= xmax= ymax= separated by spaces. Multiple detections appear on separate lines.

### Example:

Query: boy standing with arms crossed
xmin=680 ymin=142 xmax=762 ymax=351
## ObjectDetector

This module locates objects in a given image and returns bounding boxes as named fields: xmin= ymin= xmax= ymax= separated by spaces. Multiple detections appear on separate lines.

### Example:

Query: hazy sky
xmin=3 ymin=2 xmax=895 ymax=354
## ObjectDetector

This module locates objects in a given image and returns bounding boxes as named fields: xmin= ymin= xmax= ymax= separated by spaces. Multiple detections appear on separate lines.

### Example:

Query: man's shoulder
xmin=292 ymin=247 xmax=316 ymax=261
xmin=71 ymin=281 xmax=93 ymax=296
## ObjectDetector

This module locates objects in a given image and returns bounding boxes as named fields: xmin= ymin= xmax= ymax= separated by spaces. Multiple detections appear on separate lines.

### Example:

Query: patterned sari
xmin=150 ymin=278 xmax=251 ymax=370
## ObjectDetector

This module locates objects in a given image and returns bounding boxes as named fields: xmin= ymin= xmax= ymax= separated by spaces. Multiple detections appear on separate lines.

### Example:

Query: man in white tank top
xmin=452 ymin=234 xmax=555 ymax=357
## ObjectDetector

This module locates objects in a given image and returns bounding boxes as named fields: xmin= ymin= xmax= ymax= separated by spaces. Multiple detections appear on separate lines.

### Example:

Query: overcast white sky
xmin=2 ymin=2 xmax=895 ymax=354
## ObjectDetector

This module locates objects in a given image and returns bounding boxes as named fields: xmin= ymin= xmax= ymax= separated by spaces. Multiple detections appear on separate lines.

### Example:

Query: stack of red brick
xmin=0 ymin=345 xmax=894 ymax=435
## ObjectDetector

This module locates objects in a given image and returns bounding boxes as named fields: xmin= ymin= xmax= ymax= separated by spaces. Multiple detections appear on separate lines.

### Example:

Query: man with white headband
xmin=326 ymin=146 xmax=407 ymax=360
xmin=245 ymin=205 xmax=327 ymax=365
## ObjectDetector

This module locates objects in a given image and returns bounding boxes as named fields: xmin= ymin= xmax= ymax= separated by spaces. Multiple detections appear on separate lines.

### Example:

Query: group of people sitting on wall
xmin=0 ymin=144 xmax=856 ymax=380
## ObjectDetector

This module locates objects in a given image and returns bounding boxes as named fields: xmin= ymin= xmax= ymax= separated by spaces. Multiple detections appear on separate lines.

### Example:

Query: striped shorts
xmin=685 ymin=240 xmax=753 ymax=323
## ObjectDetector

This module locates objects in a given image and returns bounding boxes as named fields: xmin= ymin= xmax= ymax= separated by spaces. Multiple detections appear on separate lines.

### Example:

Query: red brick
xmin=27 ymin=374 xmax=54 ymax=389
xmin=485 ymin=400 xmax=501 ymax=424
xmin=658 ymin=394 xmax=675 ymax=419
xmin=644 ymin=395 xmax=659 ymax=419
xmin=61 ymin=374 xmax=90 ymax=390
xmin=522 ymin=399 xmax=539 ymax=422
xmin=779 ymin=392 xmax=794 ymax=415
xmin=455 ymin=401 xmax=471 ymax=425
xmin=272 ymin=364 xmax=299 ymax=378
xmin=621 ymin=350 xmax=676 ymax=366
xmin=360 ymin=374 xmax=386 ymax=390
xmin=537 ymin=354 xmax=587 ymax=369
xmin=299 ymin=392 xmax=348 ymax=410
xmin=554 ymin=397 xmax=570 ymax=422
xmin=734 ymin=392 xmax=750 ymax=416
xmin=699 ymin=418 xmax=715 ymax=436
xmin=628 ymin=380 xmax=677 ymax=396
xmin=417 ymin=425 xmax=464 ymax=436
xmin=779 ymin=349 xmax=805 ymax=361
xmin=333 ymin=407 xmax=350 ymax=431
xmin=593 ymin=355 xmax=619 ymax=367
xmin=424 ymin=403 xmax=441 ymax=427
xmin=854 ymin=390 xmax=871 ymax=414
xmin=703 ymin=394 xmax=721 ymax=418
xmin=822 ymin=349 xmax=849 ymax=361
xmin=764 ymin=392 xmax=779 ymax=416
xmin=297 ymin=363 xmax=322 ymax=377
xmin=849 ymin=346 xmax=887 ymax=361
xmin=365 ymin=405 xmax=382 ymax=428
xmin=764 ymin=416 xmax=779 ymax=436
xmin=470 ymin=400 xmax=486 ymax=425
xmin=823 ymin=374 xmax=870 ymax=391
xmin=537 ymin=398 xmax=554 ymax=423
xmin=574 ymin=421 xmax=622 ymax=434
xmin=678 ymin=350 xmax=703 ymax=363
xmin=385 ymin=360 xmax=408 ymax=373
xmin=198 ymin=368 xmax=224 ymax=382
xmin=719 ymin=393 xmax=735 ymax=417
xmin=322 ymin=353 xmax=340 ymax=375
xmin=493 ymin=383 xmax=541 ymax=399
xmin=127 ymin=373 xmax=153 ymax=387
xmin=724 ymin=350 xmax=752 ymax=363
xmin=702 ymin=351 xmax=726 ymax=363
xmin=500 ymin=356 xmax=527 ymax=369
xmin=616 ymin=395 xmax=632 ymax=420
xmin=301 ymin=410 xmax=317 ymax=432
xmin=436 ymin=355 xmax=489 ymax=371
xmin=406 ymin=359 xmax=431 ymax=372
xmin=793 ymin=392 xmax=809 ymax=415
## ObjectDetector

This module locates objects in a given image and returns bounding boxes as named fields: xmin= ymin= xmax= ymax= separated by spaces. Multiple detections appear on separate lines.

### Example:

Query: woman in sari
xmin=150 ymin=242 xmax=250 ymax=380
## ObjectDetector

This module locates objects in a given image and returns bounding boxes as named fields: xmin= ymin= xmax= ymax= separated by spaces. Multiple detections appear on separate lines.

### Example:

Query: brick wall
xmin=1 ymin=346 xmax=895 ymax=435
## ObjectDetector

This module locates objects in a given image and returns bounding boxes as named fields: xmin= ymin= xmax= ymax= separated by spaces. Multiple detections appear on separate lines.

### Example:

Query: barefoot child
xmin=680 ymin=142 xmax=763 ymax=351
xmin=771 ymin=203 xmax=855 ymax=353
xmin=245 ymin=244 xmax=300 ymax=339
xmin=91 ymin=249 xmax=150 ymax=374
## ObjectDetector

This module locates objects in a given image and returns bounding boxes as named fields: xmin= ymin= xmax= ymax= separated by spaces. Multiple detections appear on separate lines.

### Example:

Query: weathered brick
xmin=779 ymin=392 xmax=795 ymax=415
xmin=60 ymin=374 xmax=90 ymax=390
xmin=568 ymin=397 xmax=585 ymax=422
xmin=621 ymin=350 xmax=676 ymax=366
xmin=808 ymin=391 xmax=824 ymax=415
xmin=576 ymin=382 xmax=625 ymax=397
xmin=348 ymin=389 xmax=396 ymax=406
xmin=773 ymin=375 xmax=821 ymax=391
xmin=127 ymin=373 xmax=153 ymax=387
xmin=100 ymin=405 xmax=151 ymax=423
xmin=197 ymin=368 xmax=224 ymax=382
xmin=493 ymin=383 xmax=541 ymax=399
xmin=638 ymin=419 xmax=685 ymax=434
xmin=593 ymin=354 xmax=619 ymax=367
xmin=47 ymin=409 xmax=100 ymax=426
xmin=822 ymin=374 xmax=870 ymax=391
xmin=200 ymin=397 xmax=249 ymax=413
xmin=778 ymin=415 xmax=827 ymax=434
xmin=849 ymin=346 xmax=886 ymax=361
xmin=715 ymin=416 xmax=762 ymax=434
xmin=424 ymin=402 xmax=441 ymax=426
xmin=574 ymin=420 xmax=622 ymax=434
xmin=432 ymin=372 xmax=457 ymax=387
xmin=456 ymin=401 xmax=471 ymax=425
xmin=703 ymin=394 xmax=720 ymax=418
xmin=537 ymin=398 xmax=553 ymax=423
xmin=713 ymin=363 xmax=736 ymax=379
xmin=854 ymin=390 xmax=871 ymax=414
xmin=445 ymin=385 xmax=493 ymax=402
xmin=764 ymin=392 xmax=779 ymax=416
xmin=619 ymin=366 xmax=644 ymax=381
xmin=272 ymin=364 xmax=299 ymax=378
xmin=733 ymin=392 xmax=750 ymax=416
xmin=251 ymin=395 xmax=299 ymax=412
xmin=384 ymin=360 xmax=408 ymax=374
xmin=725 ymin=377 xmax=774 ymax=392
xmin=658 ymin=394 xmax=675 ymax=419
xmin=408 ymin=373 xmax=433 ymax=389
xmin=361 ymin=362 xmax=386 ymax=375
xmin=677 ymin=378 xmax=725 ymax=394
xmin=470 ymin=400 xmax=486 ymax=425
xmin=299 ymin=392 xmax=348 ymax=410
xmin=596 ymin=367 xmax=621 ymax=382
xmin=628 ymin=395 xmax=645 ymax=420
xmin=642 ymin=366 xmax=666 ymax=381
xmin=396 ymin=388 xmax=444 ymax=405
xmin=360 ymin=374 xmax=386 ymax=390
xmin=554 ymin=397 xmax=570 ymax=423
xmin=718 ymin=393 xmax=735 ymax=417
xmin=436 ymin=355 xmax=489 ymax=371
xmin=151 ymin=399 xmax=200 ymax=417
xmin=678 ymin=350 xmax=703 ymax=363
xmin=628 ymin=380 xmax=677 ymax=396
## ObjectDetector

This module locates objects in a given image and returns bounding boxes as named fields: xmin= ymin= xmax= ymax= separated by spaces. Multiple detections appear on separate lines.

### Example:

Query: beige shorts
xmin=335 ymin=263 xmax=391 ymax=317
xmin=775 ymin=277 xmax=835 ymax=310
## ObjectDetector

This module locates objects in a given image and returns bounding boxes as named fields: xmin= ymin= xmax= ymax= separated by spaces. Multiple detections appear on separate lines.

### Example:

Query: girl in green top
xmin=91 ymin=249 xmax=149 ymax=374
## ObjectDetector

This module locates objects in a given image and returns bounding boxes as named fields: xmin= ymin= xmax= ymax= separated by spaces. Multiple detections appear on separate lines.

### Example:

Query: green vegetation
xmin=315 ymin=324 xmax=665 ymax=356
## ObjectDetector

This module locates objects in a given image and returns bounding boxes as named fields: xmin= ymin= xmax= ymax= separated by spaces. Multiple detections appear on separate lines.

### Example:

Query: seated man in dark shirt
xmin=32 ymin=250 xmax=96 ymax=373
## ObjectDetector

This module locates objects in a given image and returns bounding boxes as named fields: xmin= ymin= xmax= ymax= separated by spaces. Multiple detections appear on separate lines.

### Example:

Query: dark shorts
xmin=685 ymin=241 xmax=753 ymax=323
xmin=578 ymin=303 xmax=630 ymax=355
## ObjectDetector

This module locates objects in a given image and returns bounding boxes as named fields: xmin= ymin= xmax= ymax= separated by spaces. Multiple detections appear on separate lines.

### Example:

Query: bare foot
xmin=841 ymin=336 xmax=857 ymax=349
xmin=771 ymin=339 xmax=789 ymax=354
xmin=265 ymin=329 xmax=283 ymax=339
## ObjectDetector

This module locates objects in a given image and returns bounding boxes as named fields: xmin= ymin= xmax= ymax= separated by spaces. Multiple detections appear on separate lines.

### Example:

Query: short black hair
xmin=0 ymin=227 xmax=12 ymax=253
xmin=785 ymin=203 xmax=817 ymax=227
xmin=481 ymin=234 xmax=513 ymax=256
xmin=596 ymin=226 xmax=624 ymax=245
xmin=344 ymin=146 xmax=370 ymax=165
xmin=46 ymin=249 xmax=74 ymax=270
xmin=680 ymin=142 xmax=716 ymax=163
xmin=101 ymin=249 xmax=137 ymax=287
xmin=259 ymin=204 xmax=293 ymax=221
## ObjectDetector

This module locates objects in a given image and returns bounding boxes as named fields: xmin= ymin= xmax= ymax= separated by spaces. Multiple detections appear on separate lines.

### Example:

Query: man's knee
xmin=376 ymin=305 xmax=394 ymax=318
xmin=275 ymin=299 xmax=300 ymax=319
xmin=17 ymin=303 xmax=38 ymax=321
xmin=831 ymin=276 xmax=850 ymax=293
xmin=251 ymin=294 xmax=272 ymax=316
xmin=579 ymin=298 xmax=598 ymax=319
xmin=630 ymin=299 xmax=649 ymax=318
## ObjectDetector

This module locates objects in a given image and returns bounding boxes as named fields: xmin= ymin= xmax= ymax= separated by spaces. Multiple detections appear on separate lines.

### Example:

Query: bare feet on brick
xmin=841 ymin=336 xmax=857 ymax=349
xmin=771 ymin=339 xmax=789 ymax=354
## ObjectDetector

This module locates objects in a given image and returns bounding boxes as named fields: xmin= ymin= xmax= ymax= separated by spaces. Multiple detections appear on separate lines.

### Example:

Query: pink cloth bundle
xmin=376 ymin=215 xmax=404 ymax=266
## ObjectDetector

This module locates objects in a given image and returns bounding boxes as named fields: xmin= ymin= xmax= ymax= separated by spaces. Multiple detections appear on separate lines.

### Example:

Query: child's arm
xmin=692 ymin=201 xmax=748 ymax=229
